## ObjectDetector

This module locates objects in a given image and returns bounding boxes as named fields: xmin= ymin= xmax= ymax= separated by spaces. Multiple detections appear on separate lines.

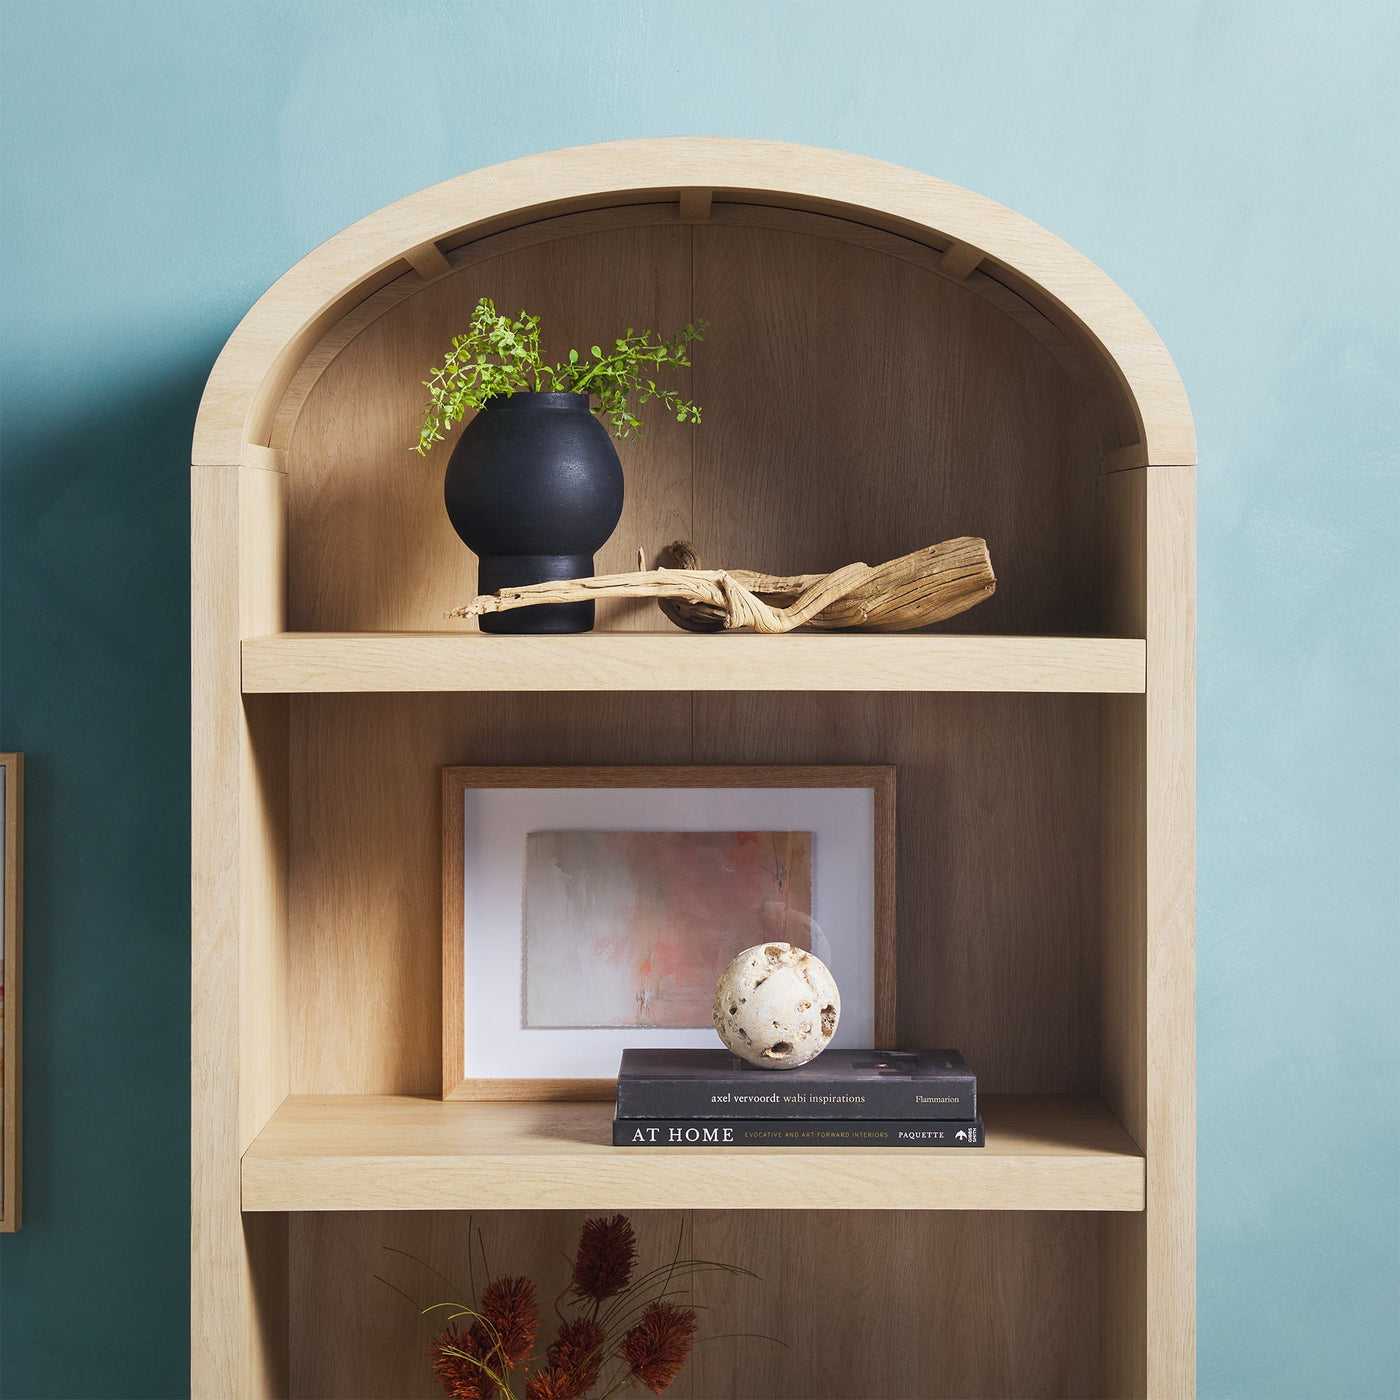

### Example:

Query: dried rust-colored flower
xmin=430 ymin=1328 xmax=489 ymax=1400
xmin=618 ymin=1300 xmax=699 ymax=1394
xmin=570 ymin=1214 xmax=637 ymax=1303
xmin=473 ymin=1275 xmax=539 ymax=1368
xmin=546 ymin=1316 xmax=607 ymax=1394
xmin=523 ymin=1368 xmax=577 ymax=1400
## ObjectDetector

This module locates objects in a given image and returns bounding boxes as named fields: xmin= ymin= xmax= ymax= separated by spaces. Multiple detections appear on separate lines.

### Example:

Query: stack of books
xmin=612 ymin=1048 xmax=983 ymax=1148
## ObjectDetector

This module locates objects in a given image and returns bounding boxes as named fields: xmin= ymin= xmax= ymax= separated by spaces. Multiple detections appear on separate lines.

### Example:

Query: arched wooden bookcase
xmin=192 ymin=138 xmax=1195 ymax=1398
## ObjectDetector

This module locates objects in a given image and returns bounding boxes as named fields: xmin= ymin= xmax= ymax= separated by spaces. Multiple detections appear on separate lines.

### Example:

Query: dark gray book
xmin=615 ymin=1048 xmax=976 ymax=1121
xmin=613 ymin=1114 xmax=984 ymax=1148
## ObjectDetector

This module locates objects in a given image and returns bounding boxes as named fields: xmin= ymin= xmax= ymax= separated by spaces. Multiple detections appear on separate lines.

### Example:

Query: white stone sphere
xmin=712 ymin=942 xmax=840 ymax=1069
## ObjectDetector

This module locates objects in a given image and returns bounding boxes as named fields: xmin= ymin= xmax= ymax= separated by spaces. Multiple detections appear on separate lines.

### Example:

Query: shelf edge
xmin=241 ymin=633 xmax=1148 ymax=695
xmin=240 ymin=1154 xmax=1146 ymax=1213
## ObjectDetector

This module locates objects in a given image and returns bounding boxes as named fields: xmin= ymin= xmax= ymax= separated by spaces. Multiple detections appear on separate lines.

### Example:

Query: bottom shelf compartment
xmin=277 ymin=1207 xmax=1122 ymax=1399
xmin=241 ymin=1094 xmax=1144 ymax=1213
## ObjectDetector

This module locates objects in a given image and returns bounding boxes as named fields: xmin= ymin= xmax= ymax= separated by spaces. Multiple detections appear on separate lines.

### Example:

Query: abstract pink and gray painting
xmin=523 ymin=830 xmax=813 ymax=1028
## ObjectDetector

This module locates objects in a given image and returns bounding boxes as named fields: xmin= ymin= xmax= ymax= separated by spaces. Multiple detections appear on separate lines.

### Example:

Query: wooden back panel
xmin=290 ymin=1208 xmax=1101 ymax=1399
xmin=288 ymin=691 xmax=1099 ymax=1098
xmin=285 ymin=214 xmax=1103 ymax=635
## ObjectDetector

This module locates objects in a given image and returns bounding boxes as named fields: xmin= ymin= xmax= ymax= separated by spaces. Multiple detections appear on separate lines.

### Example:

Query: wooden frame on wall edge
xmin=1 ymin=753 xmax=23 ymax=1233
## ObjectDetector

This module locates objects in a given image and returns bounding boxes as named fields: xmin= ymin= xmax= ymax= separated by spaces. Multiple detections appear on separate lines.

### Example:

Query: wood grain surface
xmin=1141 ymin=467 xmax=1196 ymax=1398
xmin=285 ymin=222 xmax=692 ymax=633
xmin=1097 ymin=466 xmax=1197 ymax=1398
xmin=287 ymin=692 xmax=1098 ymax=1099
xmin=287 ymin=1210 xmax=693 ymax=1399
xmin=192 ymin=138 xmax=1194 ymax=468
xmin=694 ymin=692 xmax=1103 ymax=1093
xmin=690 ymin=1209 xmax=1103 ymax=1399
xmin=241 ymin=631 xmax=1148 ymax=694
xmin=285 ymin=1207 xmax=1103 ymax=1399
xmin=192 ymin=465 xmax=291 ymax=1395
xmin=282 ymin=216 xmax=1107 ymax=638
xmin=243 ymin=1094 xmax=1144 ymax=1213
xmin=289 ymin=694 xmax=687 ymax=1097
xmin=690 ymin=221 xmax=1102 ymax=635
xmin=268 ymin=199 xmax=1139 ymax=466
xmin=191 ymin=141 xmax=1195 ymax=1397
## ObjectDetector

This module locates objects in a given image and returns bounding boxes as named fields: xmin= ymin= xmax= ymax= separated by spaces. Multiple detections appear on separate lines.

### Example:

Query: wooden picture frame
xmin=442 ymin=765 xmax=895 ymax=1101
xmin=1 ymin=753 xmax=22 ymax=1232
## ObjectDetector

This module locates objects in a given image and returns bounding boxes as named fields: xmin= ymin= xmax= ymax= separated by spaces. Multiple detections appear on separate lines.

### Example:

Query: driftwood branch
xmin=452 ymin=537 xmax=995 ymax=633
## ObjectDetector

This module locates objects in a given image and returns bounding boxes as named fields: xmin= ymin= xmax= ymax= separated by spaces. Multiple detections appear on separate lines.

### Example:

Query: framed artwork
xmin=442 ymin=765 xmax=895 ymax=1100
xmin=1 ymin=754 xmax=22 ymax=1232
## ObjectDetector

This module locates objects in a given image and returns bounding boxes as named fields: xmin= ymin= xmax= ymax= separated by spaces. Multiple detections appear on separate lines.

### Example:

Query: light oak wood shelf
xmin=241 ymin=1094 xmax=1145 ymax=1213
xmin=240 ymin=631 xmax=1147 ymax=694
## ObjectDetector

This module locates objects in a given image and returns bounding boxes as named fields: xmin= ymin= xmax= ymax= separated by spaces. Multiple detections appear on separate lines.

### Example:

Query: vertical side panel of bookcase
xmin=192 ymin=461 xmax=291 ymax=1397
xmin=1100 ymin=464 xmax=1196 ymax=1399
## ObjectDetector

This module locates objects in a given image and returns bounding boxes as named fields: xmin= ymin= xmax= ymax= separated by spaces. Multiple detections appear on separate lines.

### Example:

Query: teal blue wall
xmin=2 ymin=3 xmax=1395 ymax=1395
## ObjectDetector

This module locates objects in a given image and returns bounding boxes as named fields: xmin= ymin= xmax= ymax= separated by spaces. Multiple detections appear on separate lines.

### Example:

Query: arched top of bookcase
xmin=193 ymin=137 xmax=1193 ymax=470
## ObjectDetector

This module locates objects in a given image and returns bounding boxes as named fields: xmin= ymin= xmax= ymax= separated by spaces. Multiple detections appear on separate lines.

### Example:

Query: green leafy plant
xmin=414 ymin=297 xmax=705 ymax=454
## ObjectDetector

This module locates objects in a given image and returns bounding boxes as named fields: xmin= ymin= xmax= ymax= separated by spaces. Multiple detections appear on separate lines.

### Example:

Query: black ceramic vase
xmin=443 ymin=392 xmax=624 ymax=633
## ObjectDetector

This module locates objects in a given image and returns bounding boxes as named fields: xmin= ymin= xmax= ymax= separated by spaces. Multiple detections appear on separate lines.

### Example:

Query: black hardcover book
xmin=613 ymin=1115 xmax=984 ymax=1148
xmin=615 ymin=1048 xmax=976 ymax=1121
